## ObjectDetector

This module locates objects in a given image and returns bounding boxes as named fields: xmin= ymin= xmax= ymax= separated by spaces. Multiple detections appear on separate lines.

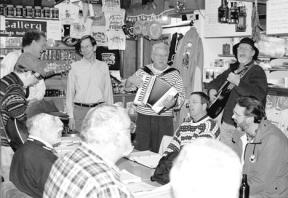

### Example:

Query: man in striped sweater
xmin=125 ymin=42 xmax=185 ymax=153
xmin=163 ymin=92 xmax=220 ymax=156
xmin=0 ymin=64 xmax=43 ymax=147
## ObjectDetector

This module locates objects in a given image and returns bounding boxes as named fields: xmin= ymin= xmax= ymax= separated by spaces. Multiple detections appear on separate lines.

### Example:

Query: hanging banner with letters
xmin=0 ymin=18 xmax=47 ymax=37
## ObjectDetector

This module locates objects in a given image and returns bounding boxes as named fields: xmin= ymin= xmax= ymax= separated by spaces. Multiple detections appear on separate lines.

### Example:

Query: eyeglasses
xmin=233 ymin=111 xmax=246 ymax=117
xmin=81 ymin=45 xmax=93 ymax=50
xmin=31 ymin=71 xmax=43 ymax=80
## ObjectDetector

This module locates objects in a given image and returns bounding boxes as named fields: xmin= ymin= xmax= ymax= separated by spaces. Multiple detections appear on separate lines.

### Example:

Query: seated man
xmin=9 ymin=113 xmax=63 ymax=198
xmin=231 ymin=96 xmax=288 ymax=198
xmin=163 ymin=92 xmax=220 ymax=156
xmin=44 ymin=104 xmax=134 ymax=198
xmin=170 ymin=138 xmax=242 ymax=198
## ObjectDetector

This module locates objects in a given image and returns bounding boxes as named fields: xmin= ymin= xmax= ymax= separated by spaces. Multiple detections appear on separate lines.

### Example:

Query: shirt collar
xmin=81 ymin=142 xmax=120 ymax=173
xmin=28 ymin=135 xmax=54 ymax=149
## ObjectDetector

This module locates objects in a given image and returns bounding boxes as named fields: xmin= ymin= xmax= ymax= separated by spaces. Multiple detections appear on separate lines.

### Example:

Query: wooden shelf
xmin=227 ymin=0 xmax=267 ymax=4
xmin=219 ymin=54 xmax=288 ymax=60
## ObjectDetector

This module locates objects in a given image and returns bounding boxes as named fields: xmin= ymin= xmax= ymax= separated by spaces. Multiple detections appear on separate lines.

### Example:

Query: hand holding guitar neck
xmin=227 ymin=72 xmax=240 ymax=86
xmin=42 ymin=64 xmax=71 ymax=79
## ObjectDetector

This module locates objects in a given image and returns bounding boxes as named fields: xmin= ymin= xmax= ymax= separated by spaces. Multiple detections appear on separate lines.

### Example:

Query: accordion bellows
xmin=134 ymin=74 xmax=178 ymax=114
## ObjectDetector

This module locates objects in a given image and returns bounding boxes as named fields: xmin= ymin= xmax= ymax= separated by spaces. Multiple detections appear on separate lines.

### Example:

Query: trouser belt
xmin=74 ymin=102 xmax=104 ymax=108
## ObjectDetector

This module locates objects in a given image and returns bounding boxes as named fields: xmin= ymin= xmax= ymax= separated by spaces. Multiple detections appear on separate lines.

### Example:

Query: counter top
xmin=268 ymin=86 xmax=288 ymax=96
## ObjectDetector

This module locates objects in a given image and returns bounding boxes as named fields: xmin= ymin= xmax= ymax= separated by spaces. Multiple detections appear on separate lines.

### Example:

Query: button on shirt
xmin=66 ymin=58 xmax=113 ymax=118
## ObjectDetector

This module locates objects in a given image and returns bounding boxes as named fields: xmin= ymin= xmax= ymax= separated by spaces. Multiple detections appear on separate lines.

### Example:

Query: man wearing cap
xmin=0 ymin=64 xmax=43 ymax=149
xmin=206 ymin=37 xmax=268 ymax=147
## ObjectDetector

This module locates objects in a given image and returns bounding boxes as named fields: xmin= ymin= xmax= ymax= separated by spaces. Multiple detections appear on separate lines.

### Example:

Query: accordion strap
xmin=141 ymin=66 xmax=179 ymax=77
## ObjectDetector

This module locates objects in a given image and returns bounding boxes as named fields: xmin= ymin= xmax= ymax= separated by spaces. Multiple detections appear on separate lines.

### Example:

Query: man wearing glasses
xmin=66 ymin=35 xmax=113 ymax=132
xmin=0 ymin=64 xmax=44 ymax=149
xmin=163 ymin=92 xmax=220 ymax=157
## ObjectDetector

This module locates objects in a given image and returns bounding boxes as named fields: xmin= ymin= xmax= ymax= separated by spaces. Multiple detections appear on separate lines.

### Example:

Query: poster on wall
xmin=106 ymin=30 xmax=126 ymax=50
xmin=104 ymin=9 xmax=125 ymax=31
xmin=267 ymin=0 xmax=288 ymax=35
xmin=102 ymin=0 xmax=121 ymax=12
xmin=204 ymin=0 xmax=252 ymax=37
xmin=92 ymin=26 xmax=108 ymax=46
xmin=96 ymin=46 xmax=120 ymax=70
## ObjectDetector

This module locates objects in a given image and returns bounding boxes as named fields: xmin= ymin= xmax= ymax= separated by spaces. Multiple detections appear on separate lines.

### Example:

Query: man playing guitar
xmin=206 ymin=37 xmax=268 ymax=147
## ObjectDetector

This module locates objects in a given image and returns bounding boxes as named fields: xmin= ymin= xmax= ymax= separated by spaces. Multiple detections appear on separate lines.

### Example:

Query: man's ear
xmin=202 ymin=103 xmax=207 ymax=111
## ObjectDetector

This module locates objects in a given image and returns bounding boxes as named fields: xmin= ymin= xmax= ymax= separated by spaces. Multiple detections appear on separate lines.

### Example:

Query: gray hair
xmin=170 ymin=138 xmax=242 ymax=198
xmin=152 ymin=42 xmax=169 ymax=54
xmin=26 ymin=113 xmax=57 ymax=135
xmin=80 ymin=104 xmax=131 ymax=145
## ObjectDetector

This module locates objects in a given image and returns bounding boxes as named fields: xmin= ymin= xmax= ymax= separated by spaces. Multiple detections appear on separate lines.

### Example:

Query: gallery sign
xmin=0 ymin=18 xmax=47 ymax=37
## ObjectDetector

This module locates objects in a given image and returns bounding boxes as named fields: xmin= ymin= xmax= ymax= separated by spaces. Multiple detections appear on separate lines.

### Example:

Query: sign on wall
xmin=0 ymin=18 xmax=47 ymax=37
xmin=267 ymin=0 xmax=288 ymax=35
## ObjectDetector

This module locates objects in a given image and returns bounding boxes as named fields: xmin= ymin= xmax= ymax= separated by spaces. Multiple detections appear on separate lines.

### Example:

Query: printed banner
xmin=0 ymin=18 xmax=47 ymax=37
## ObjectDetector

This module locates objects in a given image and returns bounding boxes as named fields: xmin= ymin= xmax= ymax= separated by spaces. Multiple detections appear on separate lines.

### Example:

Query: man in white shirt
xmin=66 ymin=35 xmax=113 ymax=132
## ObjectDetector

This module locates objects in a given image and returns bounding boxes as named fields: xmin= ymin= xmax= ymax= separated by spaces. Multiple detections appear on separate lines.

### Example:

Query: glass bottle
xmin=218 ymin=0 xmax=229 ymax=23
xmin=239 ymin=174 xmax=250 ymax=198
xmin=229 ymin=2 xmax=238 ymax=24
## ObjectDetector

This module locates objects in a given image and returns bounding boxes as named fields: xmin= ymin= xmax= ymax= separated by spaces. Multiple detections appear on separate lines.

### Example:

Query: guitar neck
xmin=43 ymin=71 xmax=58 ymax=79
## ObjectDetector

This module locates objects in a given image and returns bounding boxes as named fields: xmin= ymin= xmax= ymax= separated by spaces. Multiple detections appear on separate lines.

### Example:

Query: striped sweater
xmin=163 ymin=116 xmax=220 ymax=156
xmin=0 ymin=72 xmax=27 ymax=141
xmin=135 ymin=64 xmax=185 ymax=116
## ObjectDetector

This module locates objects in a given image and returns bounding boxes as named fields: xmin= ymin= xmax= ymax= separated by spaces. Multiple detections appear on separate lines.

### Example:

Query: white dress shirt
xmin=65 ymin=58 xmax=113 ymax=118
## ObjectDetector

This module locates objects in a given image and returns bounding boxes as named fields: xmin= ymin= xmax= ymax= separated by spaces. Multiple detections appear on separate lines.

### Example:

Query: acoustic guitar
xmin=207 ymin=64 xmax=253 ymax=119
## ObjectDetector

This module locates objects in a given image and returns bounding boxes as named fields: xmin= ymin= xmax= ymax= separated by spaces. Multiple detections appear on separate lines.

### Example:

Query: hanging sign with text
xmin=0 ymin=18 xmax=47 ymax=37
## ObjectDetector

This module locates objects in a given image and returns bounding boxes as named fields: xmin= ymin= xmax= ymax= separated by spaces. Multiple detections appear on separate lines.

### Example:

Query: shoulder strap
xmin=141 ymin=66 xmax=180 ymax=76
xmin=161 ymin=67 xmax=179 ymax=76
xmin=141 ymin=66 xmax=154 ymax=75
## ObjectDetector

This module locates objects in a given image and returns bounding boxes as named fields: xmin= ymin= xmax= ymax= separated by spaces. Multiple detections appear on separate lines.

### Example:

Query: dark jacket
xmin=231 ymin=120 xmax=288 ymax=198
xmin=10 ymin=138 xmax=57 ymax=198
xmin=206 ymin=62 xmax=268 ymax=125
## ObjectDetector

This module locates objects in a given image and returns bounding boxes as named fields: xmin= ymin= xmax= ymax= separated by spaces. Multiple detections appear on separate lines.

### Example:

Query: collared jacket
xmin=231 ymin=120 xmax=288 ymax=198
xmin=206 ymin=62 xmax=267 ymax=125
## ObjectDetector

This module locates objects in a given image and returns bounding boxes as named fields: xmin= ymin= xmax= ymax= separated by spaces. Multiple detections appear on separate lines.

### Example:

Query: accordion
xmin=134 ymin=74 xmax=178 ymax=114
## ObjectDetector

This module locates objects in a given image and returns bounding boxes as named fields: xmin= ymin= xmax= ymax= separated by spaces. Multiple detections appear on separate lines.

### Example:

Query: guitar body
xmin=207 ymin=63 xmax=254 ymax=119
xmin=207 ymin=82 xmax=232 ymax=119
xmin=5 ymin=118 xmax=28 ymax=151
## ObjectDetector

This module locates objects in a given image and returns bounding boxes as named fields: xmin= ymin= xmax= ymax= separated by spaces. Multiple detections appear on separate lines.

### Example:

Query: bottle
xmin=229 ymin=2 xmax=238 ymax=24
xmin=218 ymin=0 xmax=229 ymax=23
xmin=239 ymin=174 xmax=250 ymax=198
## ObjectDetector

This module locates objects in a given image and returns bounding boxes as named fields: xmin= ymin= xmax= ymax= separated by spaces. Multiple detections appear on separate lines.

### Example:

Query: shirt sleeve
xmin=103 ymin=63 xmax=114 ymax=104
xmin=6 ymin=95 xmax=27 ymax=122
xmin=65 ymin=64 xmax=76 ymax=118
xmin=163 ymin=126 xmax=182 ymax=156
